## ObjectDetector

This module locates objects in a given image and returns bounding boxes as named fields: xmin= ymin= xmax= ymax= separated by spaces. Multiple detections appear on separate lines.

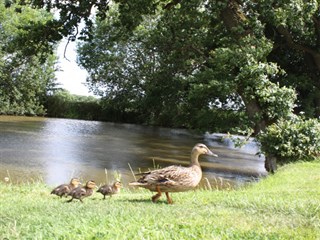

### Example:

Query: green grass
xmin=1 ymin=161 xmax=320 ymax=240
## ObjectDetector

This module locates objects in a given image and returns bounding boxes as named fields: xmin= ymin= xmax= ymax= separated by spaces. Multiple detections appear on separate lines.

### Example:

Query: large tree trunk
xmin=265 ymin=155 xmax=277 ymax=174
xmin=241 ymin=95 xmax=267 ymax=134
xmin=220 ymin=0 xmax=248 ymax=37
xmin=220 ymin=0 xmax=276 ymax=173
xmin=241 ymin=96 xmax=277 ymax=173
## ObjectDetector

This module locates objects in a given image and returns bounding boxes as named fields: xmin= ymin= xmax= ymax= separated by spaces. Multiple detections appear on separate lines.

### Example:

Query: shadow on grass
xmin=118 ymin=198 xmax=170 ymax=204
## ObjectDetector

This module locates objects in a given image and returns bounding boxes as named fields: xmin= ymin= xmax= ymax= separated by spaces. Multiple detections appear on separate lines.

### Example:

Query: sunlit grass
xmin=1 ymin=160 xmax=319 ymax=239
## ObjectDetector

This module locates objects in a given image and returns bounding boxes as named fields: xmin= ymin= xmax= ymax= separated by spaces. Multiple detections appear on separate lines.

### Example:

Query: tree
xmin=0 ymin=0 xmax=57 ymax=115
xmin=256 ymin=0 xmax=320 ymax=117
xmin=77 ymin=2 xmax=245 ymax=129
xmin=3 ymin=0 xmax=110 ymax=58
xmin=209 ymin=0 xmax=320 ymax=171
xmin=45 ymin=89 xmax=102 ymax=120
xmin=8 ymin=0 xmax=320 ymax=172
xmin=77 ymin=0 xmax=320 ymax=173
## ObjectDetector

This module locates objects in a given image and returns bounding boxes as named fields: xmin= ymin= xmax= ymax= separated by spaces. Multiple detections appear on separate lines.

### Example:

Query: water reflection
xmin=0 ymin=116 xmax=267 ymax=188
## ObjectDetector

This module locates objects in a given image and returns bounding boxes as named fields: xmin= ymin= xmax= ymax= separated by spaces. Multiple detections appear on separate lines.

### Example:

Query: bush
xmin=257 ymin=115 xmax=320 ymax=162
xmin=45 ymin=90 xmax=102 ymax=120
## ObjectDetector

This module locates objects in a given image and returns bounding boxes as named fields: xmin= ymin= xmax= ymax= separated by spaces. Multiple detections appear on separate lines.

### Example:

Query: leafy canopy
xmin=3 ymin=0 xmax=319 ymax=169
xmin=77 ymin=0 xmax=320 ymax=168
xmin=0 ymin=0 xmax=57 ymax=115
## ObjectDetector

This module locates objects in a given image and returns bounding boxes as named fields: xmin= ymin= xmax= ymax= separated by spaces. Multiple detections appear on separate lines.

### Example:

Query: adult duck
xmin=51 ymin=178 xmax=81 ymax=198
xmin=129 ymin=143 xmax=218 ymax=204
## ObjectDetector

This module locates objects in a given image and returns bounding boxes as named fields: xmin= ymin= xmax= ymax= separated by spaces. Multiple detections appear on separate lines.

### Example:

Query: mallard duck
xmin=129 ymin=143 xmax=218 ymax=204
xmin=97 ymin=181 xmax=122 ymax=199
xmin=67 ymin=180 xmax=96 ymax=203
xmin=50 ymin=178 xmax=81 ymax=198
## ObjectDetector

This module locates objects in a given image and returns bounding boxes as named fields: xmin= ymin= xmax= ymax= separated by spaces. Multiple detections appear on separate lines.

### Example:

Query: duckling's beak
xmin=207 ymin=149 xmax=218 ymax=157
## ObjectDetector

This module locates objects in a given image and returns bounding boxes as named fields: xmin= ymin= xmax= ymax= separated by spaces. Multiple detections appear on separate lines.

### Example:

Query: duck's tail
xmin=128 ymin=181 xmax=149 ymax=186
xmin=135 ymin=170 xmax=154 ymax=176
xmin=128 ymin=181 xmax=140 ymax=186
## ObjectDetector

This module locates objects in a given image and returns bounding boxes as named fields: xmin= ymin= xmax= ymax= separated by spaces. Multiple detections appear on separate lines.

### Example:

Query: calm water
xmin=0 ymin=116 xmax=266 ymax=188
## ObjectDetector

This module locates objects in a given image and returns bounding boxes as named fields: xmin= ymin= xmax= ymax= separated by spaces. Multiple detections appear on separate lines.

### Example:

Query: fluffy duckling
xmin=97 ymin=181 xmax=122 ymax=199
xmin=129 ymin=143 xmax=218 ymax=204
xmin=67 ymin=180 xmax=96 ymax=203
xmin=51 ymin=178 xmax=81 ymax=198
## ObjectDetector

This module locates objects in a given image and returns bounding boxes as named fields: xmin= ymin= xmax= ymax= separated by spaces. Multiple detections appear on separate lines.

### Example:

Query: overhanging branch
xmin=63 ymin=26 xmax=79 ymax=61
xmin=277 ymin=25 xmax=320 ymax=71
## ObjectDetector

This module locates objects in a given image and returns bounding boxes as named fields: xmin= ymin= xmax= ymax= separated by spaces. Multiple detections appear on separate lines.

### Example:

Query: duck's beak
xmin=207 ymin=149 xmax=218 ymax=157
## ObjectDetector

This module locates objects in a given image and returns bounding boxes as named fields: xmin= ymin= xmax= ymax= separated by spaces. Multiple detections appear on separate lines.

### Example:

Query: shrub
xmin=257 ymin=115 xmax=320 ymax=163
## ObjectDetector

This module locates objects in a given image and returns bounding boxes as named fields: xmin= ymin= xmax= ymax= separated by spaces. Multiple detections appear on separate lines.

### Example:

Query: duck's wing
xmin=68 ymin=186 xmax=82 ymax=196
xmin=97 ymin=185 xmax=112 ymax=193
xmin=135 ymin=165 xmax=191 ymax=185
xmin=51 ymin=184 xmax=69 ymax=194
xmin=79 ymin=188 xmax=87 ymax=196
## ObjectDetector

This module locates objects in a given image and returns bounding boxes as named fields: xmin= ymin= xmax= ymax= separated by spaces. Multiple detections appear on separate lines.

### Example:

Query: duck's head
xmin=193 ymin=143 xmax=218 ymax=157
xmin=113 ymin=181 xmax=122 ymax=189
xmin=85 ymin=180 xmax=97 ymax=189
xmin=70 ymin=178 xmax=81 ymax=187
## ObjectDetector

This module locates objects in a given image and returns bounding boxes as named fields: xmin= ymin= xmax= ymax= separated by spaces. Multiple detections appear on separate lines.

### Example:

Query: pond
xmin=0 ymin=116 xmax=267 ymax=189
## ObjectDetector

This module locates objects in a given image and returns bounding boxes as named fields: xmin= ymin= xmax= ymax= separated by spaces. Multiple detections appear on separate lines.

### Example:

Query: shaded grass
xmin=1 ymin=160 xmax=320 ymax=239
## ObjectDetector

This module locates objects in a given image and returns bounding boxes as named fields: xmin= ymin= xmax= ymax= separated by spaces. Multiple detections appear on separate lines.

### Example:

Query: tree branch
xmin=313 ymin=16 xmax=320 ymax=46
xmin=63 ymin=26 xmax=79 ymax=61
xmin=277 ymin=25 xmax=320 ymax=71
xmin=163 ymin=0 xmax=181 ymax=10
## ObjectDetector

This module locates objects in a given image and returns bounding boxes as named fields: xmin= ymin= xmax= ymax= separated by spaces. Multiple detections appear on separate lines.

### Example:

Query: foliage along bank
xmin=1 ymin=0 xmax=320 ymax=173
xmin=76 ymin=1 xmax=320 ymax=171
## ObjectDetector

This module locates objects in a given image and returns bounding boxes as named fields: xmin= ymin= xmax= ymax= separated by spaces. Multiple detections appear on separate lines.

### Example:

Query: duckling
xmin=67 ymin=180 xmax=96 ymax=203
xmin=51 ymin=178 xmax=81 ymax=198
xmin=129 ymin=143 xmax=218 ymax=204
xmin=97 ymin=181 xmax=122 ymax=199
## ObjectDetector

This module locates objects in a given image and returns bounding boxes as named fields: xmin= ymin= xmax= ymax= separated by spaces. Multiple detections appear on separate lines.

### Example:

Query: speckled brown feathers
xmin=97 ymin=181 xmax=122 ymax=199
xmin=67 ymin=180 xmax=96 ymax=203
xmin=51 ymin=178 xmax=81 ymax=198
xmin=129 ymin=143 xmax=218 ymax=204
xmin=134 ymin=165 xmax=202 ymax=192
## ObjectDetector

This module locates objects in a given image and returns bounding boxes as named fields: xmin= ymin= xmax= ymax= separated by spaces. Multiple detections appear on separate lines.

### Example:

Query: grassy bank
xmin=1 ymin=161 xmax=319 ymax=240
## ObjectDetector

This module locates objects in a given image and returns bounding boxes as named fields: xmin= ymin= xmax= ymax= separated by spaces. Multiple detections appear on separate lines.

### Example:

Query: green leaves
xmin=0 ymin=0 xmax=57 ymax=116
xmin=258 ymin=116 xmax=320 ymax=162
xmin=75 ymin=0 xmax=320 ymax=165
xmin=0 ymin=1 xmax=56 ymax=59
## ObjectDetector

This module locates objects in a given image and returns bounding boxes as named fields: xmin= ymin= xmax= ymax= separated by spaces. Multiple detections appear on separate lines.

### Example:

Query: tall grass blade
xmin=128 ymin=163 xmax=137 ymax=181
